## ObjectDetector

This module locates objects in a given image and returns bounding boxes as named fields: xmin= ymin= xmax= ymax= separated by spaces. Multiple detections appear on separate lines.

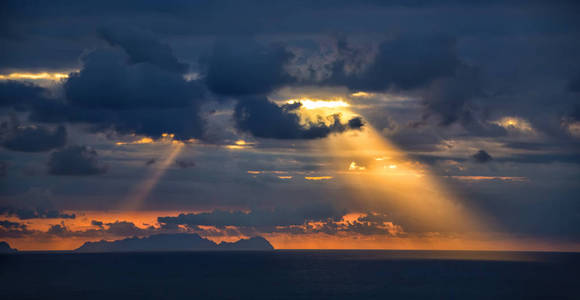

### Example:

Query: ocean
xmin=1 ymin=250 xmax=578 ymax=299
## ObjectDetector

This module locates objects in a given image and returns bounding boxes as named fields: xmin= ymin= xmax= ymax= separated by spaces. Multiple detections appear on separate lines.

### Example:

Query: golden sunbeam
xmin=120 ymin=143 xmax=184 ymax=210
xmin=325 ymin=127 xmax=487 ymax=233
xmin=289 ymin=96 xmax=493 ymax=248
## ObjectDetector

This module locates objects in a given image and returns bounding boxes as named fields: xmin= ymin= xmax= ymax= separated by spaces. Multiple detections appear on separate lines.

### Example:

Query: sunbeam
xmin=291 ymin=96 xmax=491 ymax=246
xmin=121 ymin=143 xmax=184 ymax=210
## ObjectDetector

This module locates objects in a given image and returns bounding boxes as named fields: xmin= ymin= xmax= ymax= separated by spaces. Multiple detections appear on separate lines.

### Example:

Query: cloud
xmin=91 ymin=220 xmax=104 ymax=228
xmin=98 ymin=26 xmax=188 ymax=73
xmin=158 ymin=210 xmax=404 ymax=237
xmin=420 ymin=65 xmax=483 ymax=126
xmin=324 ymin=36 xmax=485 ymax=128
xmin=13 ymin=29 xmax=209 ymax=141
xmin=202 ymin=40 xmax=294 ymax=96
xmin=158 ymin=204 xmax=345 ymax=229
xmin=472 ymin=150 xmax=493 ymax=163
xmin=26 ymin=48 xmax=207 ymax=140
xmin=0 ymin=207 xmax=75 ymax=219
xmin=1 ymin=121 xmax=66 ymax=152
xmin=0 ymin=220 xmax=26 ymax=229
xmin=326 ymin=36 xmax=460 ymax=91
xmin=347 ymin=117 xmax=364 ymax=129
xmin=0 ymin=80 xmax=46 ymax=109
xmin=64 ymin=49 xmax=200 ymax=110
xmin=46 ymin=221 xmax=156 ymax=238
xmin=0 ymin=220 xmax=32 ymax=238
xmin=48 ymin=145 xmax=106 ymax=175
xmin=234 ymin=96 xmax=364 ymax=139
xmin=175 ymin=159 xmax=195 ymax=169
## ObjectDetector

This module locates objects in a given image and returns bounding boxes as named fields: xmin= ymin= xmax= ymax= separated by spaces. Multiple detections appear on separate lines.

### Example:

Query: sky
xmin=0 ymin=0 xmax=579 ymax=251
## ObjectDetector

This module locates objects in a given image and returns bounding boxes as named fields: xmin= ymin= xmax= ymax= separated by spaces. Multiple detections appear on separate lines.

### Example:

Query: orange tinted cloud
xmin=304 ymin=176 xmax=333 ymax=180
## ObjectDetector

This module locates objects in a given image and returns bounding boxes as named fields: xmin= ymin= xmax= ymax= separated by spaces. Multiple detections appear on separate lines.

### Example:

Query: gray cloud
xmin=234 ymin=96 xmax=364 ymax=139
xmin=202 ymin=39 xmax=294 ymax=96
xmin=48 ymin=145 xmax=106 ymax=176
xmin=1 ymin=121 xmax=66 ymax=152
xmin=472 ymin=150 xmax=493 ymax=163
xmin=99 ymin=26 xmax=188 ymax=73
xmin=175 ymin=159 xmax=195 ymax=169
xmin=0 ymin=207 xmax=75 ymax=219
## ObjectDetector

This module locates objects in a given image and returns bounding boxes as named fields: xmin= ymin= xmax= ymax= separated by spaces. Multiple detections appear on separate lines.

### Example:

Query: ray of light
xmin=121 ymin=143 xmax=184 ymax=210
xmin=323 ymin=126 xmax=488 ymax=234
xmin=287 ymin=95 xmax=493 ymax=247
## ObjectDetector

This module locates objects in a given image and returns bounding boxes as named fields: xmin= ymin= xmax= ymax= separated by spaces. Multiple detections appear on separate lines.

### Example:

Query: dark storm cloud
xmin=31 ymin=102 xmax=206 ymax=141
xmin=1 ymin=121 xmax=66 ymax=152
xmin=0 ymin=207 xmax=75 ymax=219
xmin=64 ymin=49 xmax=199 ymax=110
xmin=327 ymin=36 xmax=460 ymax=91
xmin=472 ymin=150 xmax=493 ymax=163
xmin=234 ymin=96 xmax=364 ymax=139
xmin=420 ymin=65 xmax=483 ymax=126
xmin=202 ymin=40 xmax=294 ymax=96
xmin=325 ymin=36 xmax=487 ymax=127
xmin=98 ymin=27 xmax=188 ymax=73
xmin=23 ymin=34 xmax=208 ymax=140
xmin=0 ymin=81 xmax=46 ymax=109
xmin=48 ymin=145 xmax=106 ymax=176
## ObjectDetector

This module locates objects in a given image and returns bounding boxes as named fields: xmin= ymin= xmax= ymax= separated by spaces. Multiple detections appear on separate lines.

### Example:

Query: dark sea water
xmin=1 ymin=250 xmax=579 ymax=299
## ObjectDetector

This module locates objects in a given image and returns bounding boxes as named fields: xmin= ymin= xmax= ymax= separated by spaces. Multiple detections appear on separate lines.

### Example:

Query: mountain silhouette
xmin=0 ymin=241 xmax=17 ymax=253
xmin=75 ymin=233 xmax=274 ymax=252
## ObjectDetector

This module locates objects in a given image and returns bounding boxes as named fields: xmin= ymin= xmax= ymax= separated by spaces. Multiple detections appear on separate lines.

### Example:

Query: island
xmin=75 ymin=233 xmax=274 ymax=252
